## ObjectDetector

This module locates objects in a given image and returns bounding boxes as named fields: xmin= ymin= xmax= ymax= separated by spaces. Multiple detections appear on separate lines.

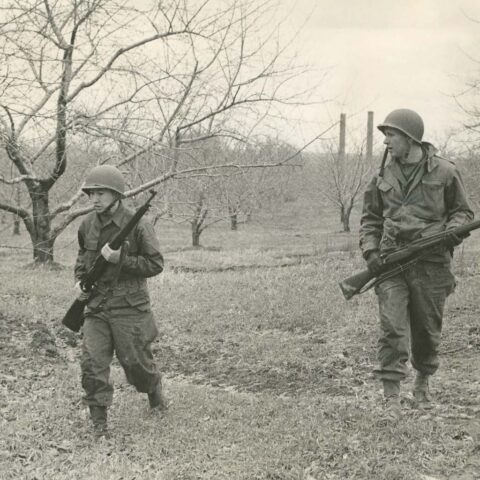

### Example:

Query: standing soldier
xmin=359 ymin=109 xmax=473 ymax=420
xmin=74 ymin=165 xmax=167 ymax=437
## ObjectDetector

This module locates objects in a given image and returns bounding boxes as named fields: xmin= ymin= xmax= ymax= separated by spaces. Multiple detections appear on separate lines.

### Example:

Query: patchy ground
xmin=0 ymin=224 xmax=479 ymax=479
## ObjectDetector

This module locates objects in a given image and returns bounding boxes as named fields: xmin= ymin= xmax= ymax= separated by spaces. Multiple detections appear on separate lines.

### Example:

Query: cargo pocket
xmin=126 ymin=291 xmax=157 ymax=342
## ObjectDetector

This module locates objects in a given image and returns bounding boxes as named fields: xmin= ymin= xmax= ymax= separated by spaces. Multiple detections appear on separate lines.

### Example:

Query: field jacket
xmin=74 ymin=202 xmax=164 ymax=299
xmin=360 ymin=143 xmax=473 ymax=263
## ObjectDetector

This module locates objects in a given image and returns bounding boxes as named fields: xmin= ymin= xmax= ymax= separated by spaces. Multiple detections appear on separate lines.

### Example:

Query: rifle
xmin=339 ymin=219 xmax=480 ymax=300
xmin=62 ymin=190 xmax=158 ymax=332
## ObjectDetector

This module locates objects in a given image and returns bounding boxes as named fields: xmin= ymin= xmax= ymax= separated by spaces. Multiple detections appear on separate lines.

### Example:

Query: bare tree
xmin=315 ymin=139 xmax=376 ymax=233
xmin=0 ymin=0 xmax=323 ymax=263
xmin=156 ymin=136 xmax=310 ymax=246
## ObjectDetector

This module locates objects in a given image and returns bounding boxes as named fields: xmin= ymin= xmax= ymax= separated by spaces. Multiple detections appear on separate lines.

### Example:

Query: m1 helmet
xmin=82 ymin=165 xmax=125 ymax=196
xmin=377 ymin=109 xmax=424 ymax=144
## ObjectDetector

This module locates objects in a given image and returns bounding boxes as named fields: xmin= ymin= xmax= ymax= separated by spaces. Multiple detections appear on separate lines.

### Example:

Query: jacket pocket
xmin=377 ymin=180 xmax=396 ymax=216
xmin=125 ymin=290 xmax=151 ymax=312
xmin=84 ymin=239 xmax=98 ymax=251
xmin=421 ymin=180 xmax=444 ymax=216
xmin=378 ymin=180 xmax=393 ymax=193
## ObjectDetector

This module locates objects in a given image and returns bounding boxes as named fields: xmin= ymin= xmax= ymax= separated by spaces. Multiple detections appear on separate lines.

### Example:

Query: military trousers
xmin=81 ymin=293 xmax=161 ymax=407
xmin=373 ymin=261 xmax=455 ymax=382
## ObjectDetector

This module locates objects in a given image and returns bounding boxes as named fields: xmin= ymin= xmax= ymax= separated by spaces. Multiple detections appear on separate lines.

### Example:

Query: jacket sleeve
xmin=445 ymin=167 xmax=474 ymax=229
xmin=359 ymin=175 xmax=384 ymax=258
xmin=121 ymin=219 xmax=164 ymax=278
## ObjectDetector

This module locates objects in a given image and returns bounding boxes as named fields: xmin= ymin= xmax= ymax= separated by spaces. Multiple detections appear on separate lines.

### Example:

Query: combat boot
xmin=148 ymin=382 xmax=169 ymax=412
xmin=89 ymin=405 xmax=109 ymax=437
xmin=381 ymin=380 xmax=401 ymax=422
xmin=413 ymin=372 xmax=433 ymax=410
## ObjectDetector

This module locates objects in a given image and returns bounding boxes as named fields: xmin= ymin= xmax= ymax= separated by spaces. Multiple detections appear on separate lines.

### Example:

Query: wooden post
xmin=366 ymin=111 xmax=374 ymax=162
xmin=339 ymin=113 xmax=346 ymax=160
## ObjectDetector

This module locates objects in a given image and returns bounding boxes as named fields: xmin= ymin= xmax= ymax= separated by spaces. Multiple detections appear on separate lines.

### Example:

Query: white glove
xmin=74 ymin=281 xmax=91 ymax=301
xmin=101 ymin=243 xmax=121 ymax=264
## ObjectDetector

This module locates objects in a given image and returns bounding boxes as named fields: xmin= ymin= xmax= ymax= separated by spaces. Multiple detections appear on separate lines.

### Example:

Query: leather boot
xmin=382 ymin=380 xmax=401 ymax=421
xmin=89 ymin=405 xmax=108 ymax=437
xmin=413 ymin=372 xmax=432 ymax=409
xmin=148 ymin=382 xmax=168 ymax=412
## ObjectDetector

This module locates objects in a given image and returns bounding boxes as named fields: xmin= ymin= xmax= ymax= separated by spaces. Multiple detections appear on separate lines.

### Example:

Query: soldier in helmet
xmin=74 ymin=165 xmax=167 ymax=437
xmin=359 ymin=109 xmax=473 ymax=420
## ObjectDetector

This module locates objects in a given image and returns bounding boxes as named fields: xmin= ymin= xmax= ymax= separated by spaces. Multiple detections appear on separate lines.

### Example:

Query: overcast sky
xmin=278 ymin=0 xmax=480 ymax=146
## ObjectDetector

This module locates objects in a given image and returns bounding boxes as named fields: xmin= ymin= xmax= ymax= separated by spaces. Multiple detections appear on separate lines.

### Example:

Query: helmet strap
xmin=105 ymin=197 xmax=120 ymax=214
xmin=97 ymin=196 xmax=121 ymax=220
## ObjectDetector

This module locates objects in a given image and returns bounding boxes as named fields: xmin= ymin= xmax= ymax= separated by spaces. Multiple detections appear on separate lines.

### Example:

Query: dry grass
xmin=0 ymin=207 xmax=479 ymax=480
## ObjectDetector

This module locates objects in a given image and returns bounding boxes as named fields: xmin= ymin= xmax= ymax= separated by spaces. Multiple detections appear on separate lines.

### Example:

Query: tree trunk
xmin=30 ymin=187 xmax=55 ymax=263
xmin=13 ymin=184 xmax=21 ymax=234
xmin=229 ymin=206 xmax=238 ymax=231
xmin=192 ymin=222 xmax=201 ymax=247
xmin=13 ymin=216 xmax=21 ymax=235
xmin=191 ymin=192 xmax=207 ymax=247
xmin=340 ymin=204 xmax=352 ymax=232
xmin=230 ymin=213 xmax=237 ymax=230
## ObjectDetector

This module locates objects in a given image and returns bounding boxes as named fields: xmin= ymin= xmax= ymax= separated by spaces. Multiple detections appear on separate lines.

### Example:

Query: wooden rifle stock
xmin=62 ymin=298 xmax=89 ymax=333
xmin=62 ymin=190 xmax=157 ymax=332
xmin=339 ymin=269 xmax=375 ymax=300
xmin=339 ymin=218 xmax=480 ymax=300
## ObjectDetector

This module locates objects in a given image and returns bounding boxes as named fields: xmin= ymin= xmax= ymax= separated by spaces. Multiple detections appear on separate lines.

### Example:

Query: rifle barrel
xmin=340 ymin=217 xmax=480 ymax=300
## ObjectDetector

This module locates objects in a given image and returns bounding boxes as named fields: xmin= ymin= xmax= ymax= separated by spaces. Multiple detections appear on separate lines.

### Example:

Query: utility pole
xmin=366 ymin=111 xmax=374 ymax=162
xmin=339 ymin=113 xmax=346 ymax=160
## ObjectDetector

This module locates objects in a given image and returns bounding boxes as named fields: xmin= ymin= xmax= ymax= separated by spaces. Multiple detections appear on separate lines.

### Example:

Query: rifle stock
xmin=340 ymin=218 xmax=480 ymax=300
xmin=339 ymin=269 xmax=375 ymax=300
xmin=62 ymin=298 xmax=89 ymax=333
xmin=61 ymin=190 xmax=157 ymax=332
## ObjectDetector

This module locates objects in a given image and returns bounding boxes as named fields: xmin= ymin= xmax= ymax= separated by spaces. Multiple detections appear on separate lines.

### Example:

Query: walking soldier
xmin=74 ymin=165 xmax=167 ymax=437
xmin=359 ymin=109 xmax=473 ymax=419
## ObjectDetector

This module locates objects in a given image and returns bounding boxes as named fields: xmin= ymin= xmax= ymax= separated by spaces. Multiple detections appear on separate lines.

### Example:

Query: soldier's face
xmin=383 ymin=128 xmax=411 ymax=159
xmin=88 ymin=189 xmax=118 ymax=214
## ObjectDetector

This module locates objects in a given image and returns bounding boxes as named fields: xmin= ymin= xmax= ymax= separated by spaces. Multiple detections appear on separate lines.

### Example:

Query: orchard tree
xmin=0 ymin=0 xmax=320 ymax=263
xmin=216 ymin=139 xmax=303 ymax=231
xmin=315 ymin=140 xmax=377 ymax=232
xmin=157 ymin=136 xmax=310 ymax=246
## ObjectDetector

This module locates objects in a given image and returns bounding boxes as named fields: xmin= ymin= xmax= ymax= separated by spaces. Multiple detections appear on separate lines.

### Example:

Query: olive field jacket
xmin=74 ymin=202 xmax=164 ymax=296
xmin=359 ymin=143 xmax=474 ymax=263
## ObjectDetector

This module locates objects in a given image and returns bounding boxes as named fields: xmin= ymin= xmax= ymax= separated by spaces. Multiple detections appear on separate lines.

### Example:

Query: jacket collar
xmin=379 ymin=142 xmax=440 ymax=195
xmin=381 ymin=142 xmax=439 ymax=179
xmin=422 ymin=142 xmax=440 ymax=173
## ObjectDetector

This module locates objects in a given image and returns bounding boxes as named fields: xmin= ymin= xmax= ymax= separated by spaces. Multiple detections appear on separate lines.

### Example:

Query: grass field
xmin=0 ymin=205 xmax=479 ymax=480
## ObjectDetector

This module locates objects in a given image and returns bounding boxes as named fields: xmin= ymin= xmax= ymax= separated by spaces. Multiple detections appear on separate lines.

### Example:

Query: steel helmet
xmin=377 ymin=109 xmax=424 ymax=144
xmin=82 ymin=165 xmax=125 ymax=196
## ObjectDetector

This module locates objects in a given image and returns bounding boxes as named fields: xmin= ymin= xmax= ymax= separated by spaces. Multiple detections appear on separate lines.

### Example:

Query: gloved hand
xmin=444 ymin=230 xmax=469 ymax=248
xmin=74 ymin=281 xmax=91 ymax=302
xmin=101 ymin=243 xmax=121 ymax=264
xmin=366 ymin=250 xmax=384 ymax=276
